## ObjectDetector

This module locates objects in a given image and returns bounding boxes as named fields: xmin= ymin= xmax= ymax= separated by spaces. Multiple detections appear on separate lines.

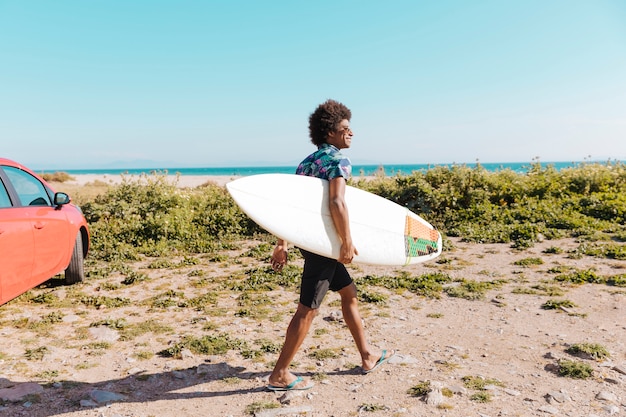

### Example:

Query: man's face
xmin=327 ymin=119 xmax=353 ymax=149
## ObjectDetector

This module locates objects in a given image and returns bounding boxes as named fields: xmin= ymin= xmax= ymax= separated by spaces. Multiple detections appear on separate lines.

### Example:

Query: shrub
xmin=566 ymin=343 xmax=610 ymax=360
xmin=558 ymin=359 xmax=594 ymax=379
xmin=82 ymin=173 xmax=262 ymax=261
xmin=355 ymin=161 xmax=626 ymax=246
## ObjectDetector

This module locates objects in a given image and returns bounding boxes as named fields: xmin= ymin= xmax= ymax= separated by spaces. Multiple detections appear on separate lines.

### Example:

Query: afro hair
xmin=308 ymin=99 xmax=352 ymax=146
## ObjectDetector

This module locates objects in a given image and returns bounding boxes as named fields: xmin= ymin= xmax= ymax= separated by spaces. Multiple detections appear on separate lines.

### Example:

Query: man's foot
xmin=267 ymin=375 xmax=314 ymax=391
xmin=362 ymin=349 xmax=395 ymax=374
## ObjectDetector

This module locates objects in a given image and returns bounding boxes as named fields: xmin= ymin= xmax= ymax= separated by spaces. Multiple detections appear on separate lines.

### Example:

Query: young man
xmin=267 ymin=99 xmax=393 ymax=391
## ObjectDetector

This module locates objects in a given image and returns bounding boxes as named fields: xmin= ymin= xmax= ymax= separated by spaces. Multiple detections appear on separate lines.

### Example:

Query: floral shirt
xmin=295 ymin=143 xmax=352 ymax=180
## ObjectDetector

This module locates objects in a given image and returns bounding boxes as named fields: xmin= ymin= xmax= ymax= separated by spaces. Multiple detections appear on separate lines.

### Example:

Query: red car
xmin=0 ymin=158 xmax=89 ymax=305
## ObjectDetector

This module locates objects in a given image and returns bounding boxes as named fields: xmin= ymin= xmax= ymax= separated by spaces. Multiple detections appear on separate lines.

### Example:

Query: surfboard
xmin=226 ymin=173 xmax=442 ymax=266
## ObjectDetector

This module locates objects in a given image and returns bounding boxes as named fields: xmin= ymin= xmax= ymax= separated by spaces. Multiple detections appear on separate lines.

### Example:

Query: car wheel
xmin=65 ymin=232 xmax=85 ymax=284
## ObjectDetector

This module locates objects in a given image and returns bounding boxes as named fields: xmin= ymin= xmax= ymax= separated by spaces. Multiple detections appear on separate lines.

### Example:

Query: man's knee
xmin=295 ymin=303 xmax=319 ymax=320
xmin=338 ymin=282 xmax=358 ymax=299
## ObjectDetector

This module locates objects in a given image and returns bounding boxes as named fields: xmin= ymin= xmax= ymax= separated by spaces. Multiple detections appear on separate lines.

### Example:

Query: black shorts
xmin=299 ymin=249 xmax=353 ymax=309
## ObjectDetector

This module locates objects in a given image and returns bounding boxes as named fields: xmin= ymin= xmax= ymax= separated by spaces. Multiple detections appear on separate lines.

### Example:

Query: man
xmin=267 ymin=99 xmax=393 ymax=391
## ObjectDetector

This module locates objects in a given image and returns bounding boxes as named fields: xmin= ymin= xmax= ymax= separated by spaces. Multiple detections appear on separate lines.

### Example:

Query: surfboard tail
xmin=404 ymin=215 xmax=441 ymax=259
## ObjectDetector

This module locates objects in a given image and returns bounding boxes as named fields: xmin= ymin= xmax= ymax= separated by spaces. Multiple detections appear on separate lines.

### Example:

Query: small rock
xmin=448 ymin=385 xmax=467 ymax=395
xmin=327 ymin=311 xmax=343 ymax=321
xmin=596 ymin=391 xmax=618 ymax=403
xmin=503 ymin=388 xmax=521 ymax=396
xmin=196 ymin=364 xmax=211 ymax=374
xmin=172 ymin=371 xmax=186 ymax=379
xmin=613 ymin=365 xmax=626 ymax=375
xmin=603 ymin=405 xmax=620 ymax=415
xmin=547 ymin=391 xmax=570 ymax=403
xmin=80 ymin=399 xmax=98 ymax=407
xmin=388 ymin=354 xmax=418 ymax=365
xmin=127 ymin=367 xmax=143 ymax=375
xmin=88 ymin=326 xmax=119 ymax=342
xmin=538 ymin=405 xmax=559 ymax=414
xmin=180 ymin=348 xmax=194 ymax=360
xmin=0 ymin=383 xmax=43 ymax=402
xmin=425 ymin=382 xmax=443 ymax=406
xmin=62 ymin=314 xmax=80 ymax=323
xmin=89 ymin=389 xmax=126 ymax=404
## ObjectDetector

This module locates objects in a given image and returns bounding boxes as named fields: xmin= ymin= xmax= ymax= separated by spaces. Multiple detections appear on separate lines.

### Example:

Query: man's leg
xmin=338 ymin=282 xmax=389 ymax=371
xmin=268 ymin=303 xmax=317 ymax=387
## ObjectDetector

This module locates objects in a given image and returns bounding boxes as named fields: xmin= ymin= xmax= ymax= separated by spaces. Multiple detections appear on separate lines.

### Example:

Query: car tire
xmin=65 ymin=232 xmax=85 ymax=284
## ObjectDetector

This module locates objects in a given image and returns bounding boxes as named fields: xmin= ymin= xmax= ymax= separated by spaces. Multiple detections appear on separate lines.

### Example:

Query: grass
xmin=407 ymin=381 xmax=431 ymax=397
xmin=541 ymin=299 xmax=577 ymax=310
xmin=245 ymin=401 xmax=279 ymax=415
xmin=157 ymin=333 xmax=247 ymax=357
xmin=513 ymin=257 xmax=544 ymax=267
xmin=444 ymin=279 xmax=507 ymax=300
xmin=24 ymin=346 xmax=48 ymax=361
xmin=308 ymin=348 xmax=340 ymax=360
xmin=558 ymin=359 xmax=594 ymax=379
xmin=461 ymin=375 xmax=504 ymax=390
xmin=565 ymin=343 xmax=610 ymax=360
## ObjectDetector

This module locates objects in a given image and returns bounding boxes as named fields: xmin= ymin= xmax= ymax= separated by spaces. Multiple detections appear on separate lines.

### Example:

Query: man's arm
xmin=329 ymin=177 xmax=358 ymax=264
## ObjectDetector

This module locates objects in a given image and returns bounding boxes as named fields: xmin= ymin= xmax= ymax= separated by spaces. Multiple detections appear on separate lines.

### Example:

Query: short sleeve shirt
xmin=295 ymin=143 xmax=352 ymax=180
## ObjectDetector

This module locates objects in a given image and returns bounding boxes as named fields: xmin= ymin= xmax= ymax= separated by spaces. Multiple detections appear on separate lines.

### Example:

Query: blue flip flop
xmin=267 ymin=376 xmax=314 ymax=391
xmin=363 ymin=349 xmax=394 ymax=374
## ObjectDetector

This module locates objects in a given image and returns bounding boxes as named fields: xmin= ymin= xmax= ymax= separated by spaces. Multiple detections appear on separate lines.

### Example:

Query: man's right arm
xmin=328 ymin=177 xmax=358 ymax=263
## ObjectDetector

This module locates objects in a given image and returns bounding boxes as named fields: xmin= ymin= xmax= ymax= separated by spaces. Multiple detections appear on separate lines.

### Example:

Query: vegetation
xmin=73 ymin=162 xmax=625 ymax=266
xmin=353 ymin=160 xmax=626 ymax=248
xmin=565 ymin=343 xmax=610 ymax=360
xmin=40 ymin=171 xmax=75 ymax=183
xmin=558 ymin=359 xmax=594 ymax=379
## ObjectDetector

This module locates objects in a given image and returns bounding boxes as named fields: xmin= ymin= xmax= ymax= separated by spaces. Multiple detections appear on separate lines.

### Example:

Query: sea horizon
xmin=44 ymin=160 xmax=622 ymax=177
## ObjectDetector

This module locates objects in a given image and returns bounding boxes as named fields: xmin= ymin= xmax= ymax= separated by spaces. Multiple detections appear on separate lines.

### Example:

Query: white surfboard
xmin=226 ymin=174 xmax=442 ymax=266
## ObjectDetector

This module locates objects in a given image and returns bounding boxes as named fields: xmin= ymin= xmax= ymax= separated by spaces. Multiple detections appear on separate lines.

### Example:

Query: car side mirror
xmin=54 ymin=192 xmax=71 ymax=206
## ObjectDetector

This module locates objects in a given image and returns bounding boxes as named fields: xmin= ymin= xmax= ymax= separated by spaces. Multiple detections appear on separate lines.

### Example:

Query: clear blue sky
xmin=2 ymin=0 xmax=625 ymax=170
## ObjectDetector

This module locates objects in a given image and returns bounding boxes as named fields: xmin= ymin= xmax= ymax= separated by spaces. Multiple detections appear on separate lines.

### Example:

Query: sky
xmin=1 ymin=0 xmax=626 ymax=170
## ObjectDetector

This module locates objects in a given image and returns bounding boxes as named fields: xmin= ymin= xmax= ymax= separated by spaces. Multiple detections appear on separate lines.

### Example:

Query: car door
xmin=2 ymin=166 xmax=72 ymax=289
xmin=0 ymin=174 xmax=35 ymax=304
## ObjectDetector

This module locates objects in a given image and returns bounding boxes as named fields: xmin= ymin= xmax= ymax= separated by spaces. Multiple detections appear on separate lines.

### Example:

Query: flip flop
xmin=267 ymin=376 xmax=314 ymax=392
xmin=363 ymin=349 xmax=394 ymax=374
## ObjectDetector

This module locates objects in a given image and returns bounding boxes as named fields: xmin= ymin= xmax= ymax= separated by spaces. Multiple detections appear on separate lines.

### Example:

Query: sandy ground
xmin=1 ymin=176 xmax=625 ymax=417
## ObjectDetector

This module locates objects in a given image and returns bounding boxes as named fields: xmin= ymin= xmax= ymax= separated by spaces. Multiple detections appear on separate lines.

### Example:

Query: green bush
xmin=355 ymin=161 xmax=626 ymax=247
xmin=78 ymin=163 xmax=625 ymax=265
xmin=82 ymin=174 xmax=261 ymax=261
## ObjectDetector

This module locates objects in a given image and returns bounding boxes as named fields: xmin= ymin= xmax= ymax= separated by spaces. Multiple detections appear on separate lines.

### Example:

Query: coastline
xmin=62 ymin=173 xmax=385 ymax=189
xmin=64 ymin=173 xmax=240 ymax=188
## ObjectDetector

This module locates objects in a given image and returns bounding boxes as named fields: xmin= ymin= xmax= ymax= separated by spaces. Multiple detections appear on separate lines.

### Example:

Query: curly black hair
xmin=308 ymin=99 xmax=352 ymax=146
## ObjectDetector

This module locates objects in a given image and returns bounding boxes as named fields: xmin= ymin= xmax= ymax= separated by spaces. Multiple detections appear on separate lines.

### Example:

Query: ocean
xmin=59 ymin=161 xmax=600 ymax=177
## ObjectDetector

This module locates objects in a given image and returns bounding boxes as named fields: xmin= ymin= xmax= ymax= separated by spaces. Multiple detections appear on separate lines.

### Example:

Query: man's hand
xmin=271 ymin=240 xmax=288 ymax=271
xmin=338 ymin=241 xmax=358 ymax=264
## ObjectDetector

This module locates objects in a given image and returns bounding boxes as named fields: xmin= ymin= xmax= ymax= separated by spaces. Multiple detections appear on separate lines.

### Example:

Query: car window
xmin=3 ymin=166 xmax=52 ymax=207
xmin=0 ymin=180 xmax=12 ymax=208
